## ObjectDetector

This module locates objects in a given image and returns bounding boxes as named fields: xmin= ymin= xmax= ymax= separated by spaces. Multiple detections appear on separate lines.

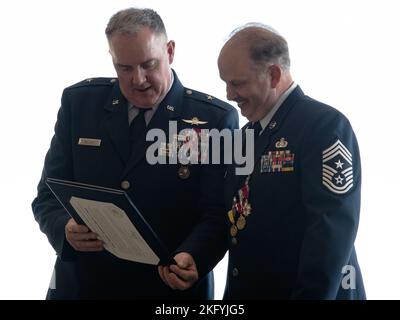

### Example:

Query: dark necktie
xmin=130 ymin=108 xmax=148 ymax=154
xmin=252 ymin=121 xmax=262 ymax=141
xmin=243 ymin=121 xmax=262 ymax=157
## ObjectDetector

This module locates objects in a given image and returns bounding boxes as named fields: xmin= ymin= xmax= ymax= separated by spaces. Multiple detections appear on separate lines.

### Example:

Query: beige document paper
xmin=70 ymin=196 xmax=160 ymax=265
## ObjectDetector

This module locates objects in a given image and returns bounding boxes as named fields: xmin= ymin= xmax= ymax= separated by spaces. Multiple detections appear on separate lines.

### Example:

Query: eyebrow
xmin=116 ymin=59 xmax=155 ymax=68
xmin=116 ymin=63 xmax=132 ymax=68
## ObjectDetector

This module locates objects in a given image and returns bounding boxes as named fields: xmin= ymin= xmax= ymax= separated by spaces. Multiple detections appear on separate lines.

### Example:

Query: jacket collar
xmin=233 ymin=86 xmax=304 ymax=189
xmin=123 ymin=69 xmax=185 ymax=175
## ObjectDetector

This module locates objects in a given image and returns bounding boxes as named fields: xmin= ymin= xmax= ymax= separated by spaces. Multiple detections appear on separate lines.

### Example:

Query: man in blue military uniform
xmin=217 ymin=23 xmax=366 ymax=299
xmin=32 ymin=7 xmax=238 ymax=299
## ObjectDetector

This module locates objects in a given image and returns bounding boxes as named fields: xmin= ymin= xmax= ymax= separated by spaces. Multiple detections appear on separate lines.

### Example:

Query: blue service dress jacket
xmin=224 ymin=86 xmax=366 ymax=299
xmin=32 ymin=71 xmax=238 ymax=299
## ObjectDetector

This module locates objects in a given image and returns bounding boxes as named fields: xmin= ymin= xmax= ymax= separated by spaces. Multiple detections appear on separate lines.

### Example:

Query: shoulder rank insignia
xmin=322 ymin=139 xmax=353 ymax=194
xmin=182 ymin=117 xmax=208 ymax=125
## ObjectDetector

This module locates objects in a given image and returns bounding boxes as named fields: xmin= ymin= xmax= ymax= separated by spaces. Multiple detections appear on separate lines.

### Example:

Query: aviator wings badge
xmin=182 ymin=117 xmax=208 ymax=125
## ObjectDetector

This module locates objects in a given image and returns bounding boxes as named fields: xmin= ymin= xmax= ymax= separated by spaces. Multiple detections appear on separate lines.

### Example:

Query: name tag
xmin=78 ymin=138 xmax=101 ymax=147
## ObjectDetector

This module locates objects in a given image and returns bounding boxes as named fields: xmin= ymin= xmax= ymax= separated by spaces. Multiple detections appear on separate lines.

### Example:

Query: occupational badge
xmin=275 ymin=137 xmax=288 ymax=148
xmin=182 ymin=117 xmax=208 ymax=125
xmin=322 ymin=139 xmax=353 ymax=194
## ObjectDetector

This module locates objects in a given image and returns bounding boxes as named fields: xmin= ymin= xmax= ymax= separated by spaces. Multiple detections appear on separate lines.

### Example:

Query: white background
xmin=0 ymin=0 xmax=399 ymax=299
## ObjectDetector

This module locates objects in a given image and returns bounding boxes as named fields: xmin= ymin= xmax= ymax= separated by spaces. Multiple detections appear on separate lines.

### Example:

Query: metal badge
xmin=178 ymin=166 xmax=190 ymax=179
xmin=269 ymin=121 xmax=277 ymax=129
xmin=242 ymin=201 xmax=252 ymax=217
xmin=78 ymin=138 xmax=101 ymax=147
xmin=275 ymin=137 xmax=288 ymax=148
xmin=236 ymin=215 xmax=246 ymax=230
xmin=227 ymin=209 xmax=235 ymax=224
xmin=230 ymin=225 xmax=238 ymax=237
xmin=182 ymin=117 xmax=208 ymax=125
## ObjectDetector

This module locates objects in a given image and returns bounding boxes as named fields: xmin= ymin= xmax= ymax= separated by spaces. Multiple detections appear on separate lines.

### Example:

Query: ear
xmin=269 ymin=64 xmax=282 ymax=88
xmin=167 ymin=40 xmax=175 ymax=64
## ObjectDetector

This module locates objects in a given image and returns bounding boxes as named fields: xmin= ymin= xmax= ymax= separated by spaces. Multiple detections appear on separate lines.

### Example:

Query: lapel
xmin=234 ymin=86 xmax=305 ymax=190
xmin=254 ymin=86 xmax=304 ymax=163
xmin=122 ymin=70 xmax=184 ymax=176
xmin=103 ymin=82 xmax=131 ymax=166
xmin=230 ymin=124 xmax=252 ymax=194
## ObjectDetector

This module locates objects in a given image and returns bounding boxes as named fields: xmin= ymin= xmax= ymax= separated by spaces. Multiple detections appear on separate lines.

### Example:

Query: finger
xmin=68 ymin=231 xmax=99 ymax=241
xmin=158 ymin=266 xmax=169 ymax=286
xmin=169 ymin=264 xmax=198 ymax=282
xmin=164 ymin=271 xmax=190 ymax=290
xmin=67 ymin=223 xmax=89 ymax=233
xmin=176 ymin=258 xmax=191 ymax=269
xmin=158 ymin=266 xmax=165 ymax=282
xmin=163 ymin=266 xmax=176 ymax=286
xmin=74 ymin=240 xmax=104 ymax=252
xmin=161 ymin=266 xmax=181 ymax=290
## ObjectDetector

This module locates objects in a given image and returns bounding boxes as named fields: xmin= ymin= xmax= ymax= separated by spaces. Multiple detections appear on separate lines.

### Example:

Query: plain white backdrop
xmin=0 ymin=0 xmax=399 ymax=299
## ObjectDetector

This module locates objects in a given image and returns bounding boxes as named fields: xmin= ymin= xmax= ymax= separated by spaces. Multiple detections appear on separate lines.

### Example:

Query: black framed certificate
xmin=46 ymin=178 xmax=175 ymax=266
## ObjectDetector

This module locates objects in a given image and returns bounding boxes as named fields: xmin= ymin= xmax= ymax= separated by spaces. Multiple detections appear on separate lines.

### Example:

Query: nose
xmin=131 ymin=67 xmax=146 ymax=86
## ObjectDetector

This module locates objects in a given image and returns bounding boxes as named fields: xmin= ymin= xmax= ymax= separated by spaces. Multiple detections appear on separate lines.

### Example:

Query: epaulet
xmin=68 ymin=77 xmax=118 ymax=89
xmin=184 ymin=88 xmax=232 ymax=111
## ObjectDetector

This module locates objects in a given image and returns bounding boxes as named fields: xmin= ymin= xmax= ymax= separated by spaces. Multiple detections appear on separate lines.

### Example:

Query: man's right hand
xmin=65 ymin=218 xmax=104 ymax=252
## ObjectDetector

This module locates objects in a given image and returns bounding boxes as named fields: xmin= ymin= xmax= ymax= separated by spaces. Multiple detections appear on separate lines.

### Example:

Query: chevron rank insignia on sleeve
xmin=322 ymin=139 xmax=353 ymax=194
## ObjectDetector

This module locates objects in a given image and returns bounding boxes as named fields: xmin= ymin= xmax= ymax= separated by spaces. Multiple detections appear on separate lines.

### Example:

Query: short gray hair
xmin=105 ymin=8 xmax=167 ymax=40
xmin=229 ymin=22 xmax=290 ymax=71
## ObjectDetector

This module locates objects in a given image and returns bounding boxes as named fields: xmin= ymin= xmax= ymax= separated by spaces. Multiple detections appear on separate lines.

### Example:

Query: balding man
xmin=218 ymin=23 xmax=366 ymax=300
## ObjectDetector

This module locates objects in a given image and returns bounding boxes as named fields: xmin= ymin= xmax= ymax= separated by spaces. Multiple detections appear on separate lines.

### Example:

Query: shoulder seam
xmin=184 ymin=87 xmax=233 ymax=111
xmin=67 ymin=77 xmax=117 ymax=89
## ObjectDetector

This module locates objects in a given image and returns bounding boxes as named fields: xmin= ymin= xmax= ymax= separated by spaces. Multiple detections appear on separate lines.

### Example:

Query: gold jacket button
xmin=121 ymin=180 xmax=130 ymax=190
xmin=232 ymin=267 xmax=239 ymax=277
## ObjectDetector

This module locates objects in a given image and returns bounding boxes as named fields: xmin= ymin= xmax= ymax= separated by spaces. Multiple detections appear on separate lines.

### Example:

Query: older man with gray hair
xmin=216 ymin=23 xmax=366 ymax=299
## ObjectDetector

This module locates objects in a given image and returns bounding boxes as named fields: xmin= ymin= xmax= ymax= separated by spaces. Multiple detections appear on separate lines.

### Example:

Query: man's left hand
xmin=158 ymin=252 xmax=199 ymax=290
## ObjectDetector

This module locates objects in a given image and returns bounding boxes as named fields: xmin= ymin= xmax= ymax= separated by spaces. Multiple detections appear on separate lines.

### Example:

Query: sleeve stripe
xmin=322 ymin=181 xmax=353 ymax=194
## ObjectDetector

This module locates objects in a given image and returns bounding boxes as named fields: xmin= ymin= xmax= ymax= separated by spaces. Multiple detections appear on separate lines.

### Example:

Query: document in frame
xmin=46 ymin=178 xmax=174 ymax=266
